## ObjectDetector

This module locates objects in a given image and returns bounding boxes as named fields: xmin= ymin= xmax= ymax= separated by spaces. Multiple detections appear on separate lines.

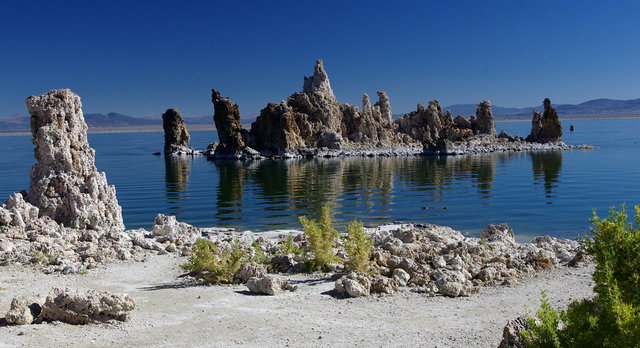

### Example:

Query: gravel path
xmin=0 ymin=254 xmax=594 ymax=348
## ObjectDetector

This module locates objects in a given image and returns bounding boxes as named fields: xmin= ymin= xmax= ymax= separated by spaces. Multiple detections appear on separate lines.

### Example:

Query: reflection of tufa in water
xmin=164 ymin=155 xmax=192 ymax=213
xmin=530 ymin=150 xmax=563 ymax=200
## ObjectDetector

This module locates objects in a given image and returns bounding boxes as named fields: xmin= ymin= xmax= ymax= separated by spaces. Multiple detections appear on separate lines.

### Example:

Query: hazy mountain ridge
xmin=2 ymin=97 xmax=639 ymax=132
xmin=0 ymin=113 xmax=214 ymax=132
xmin=444 ymin=97 xmax=640 ymax=119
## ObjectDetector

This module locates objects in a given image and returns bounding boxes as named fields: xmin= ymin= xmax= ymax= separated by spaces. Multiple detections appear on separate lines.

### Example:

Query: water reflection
xmin=164 ymin=155 xmax=192 ymax=213
xmin=213 ymin=161 xmax=248 ymax=220
xmin=205 ymin=154 xmax=513 ymax=226
xmin=530 ymin=150 xmax=563 ymax=200
xmin=165 ymin=150 xmax=563 ymax=229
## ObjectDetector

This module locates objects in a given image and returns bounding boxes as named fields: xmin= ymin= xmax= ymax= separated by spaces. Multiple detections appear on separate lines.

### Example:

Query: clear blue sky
xmin=1 ymin=0 xmax=639 ymax=118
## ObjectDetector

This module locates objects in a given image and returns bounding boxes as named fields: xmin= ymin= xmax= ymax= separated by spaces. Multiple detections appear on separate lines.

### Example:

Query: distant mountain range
xmin=0 ymin=112 xmax=213 ymax=133
xmin=444 ymin=98 xmax=640 ymax=120
xmin=2 ymin=97 xmax=640 ymax=133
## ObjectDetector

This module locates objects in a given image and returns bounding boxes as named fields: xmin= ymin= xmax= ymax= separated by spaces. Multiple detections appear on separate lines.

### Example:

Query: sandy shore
xmin=0 ymin=253 xmax=594 ymax=348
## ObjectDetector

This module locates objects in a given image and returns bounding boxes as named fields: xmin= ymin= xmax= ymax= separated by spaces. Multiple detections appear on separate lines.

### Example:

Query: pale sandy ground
xmin=0 ymin=254 xmax=594 ymax=348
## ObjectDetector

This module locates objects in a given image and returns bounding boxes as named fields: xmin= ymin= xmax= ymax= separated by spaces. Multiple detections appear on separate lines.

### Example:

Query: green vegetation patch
xmin=523 ymin=205 xmax=640 ymax=347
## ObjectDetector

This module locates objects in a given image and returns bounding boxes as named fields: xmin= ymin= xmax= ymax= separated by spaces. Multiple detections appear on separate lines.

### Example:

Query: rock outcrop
xmin=395 ymin=99 xmax=498 ymax=149
xmin=376 ymin=91 xmax=392 ymax=122
xmin=331 ymin=223 xmax=582 ymax=298
xmin=526 ymin=98 xmax=562 ymax=143
xmin=4 ymin=288 xmax=135 ymax=326
xmin=234 ymin=262 xmax=267 ymax=284
xmin=0 ymin=90 xmax=210 ymax=273
xmin=210 ymin=89 xmax=260 ymax=159
xmin=4 ymin=295 xmax=42 ymax=325
xmin=245 ymin=276 xmax=297 ymax=295
xmin=39 ymin=288 xmax=135 ymax=324
xmin=394 ymin=100 xmax=455 ymax=147
xmin=24 ymin=89 xmax=124 ymax=232
xmin=334 ymin=271 xmax=372 ymax=297
xmin=206 ymin=61 xmax=583 ymax=158
xmin=151 ymin=214 xmax=201 ymax=247
xmin=498 ymin=316 xmax=531 ymax=348
xmin=213 ymin=60 xmax=416 ymax=158
xmin=473 ymin=100 xmax=496 ymax=136
xmin=162 ymin=108 xmax=195 ymax=155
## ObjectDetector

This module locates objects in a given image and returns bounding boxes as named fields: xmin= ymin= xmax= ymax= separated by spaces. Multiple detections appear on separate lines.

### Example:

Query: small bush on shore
xmin=280 ymin=233 xmax=304 ymax=256
xmin=522 ymin=205 xmax=640 ymax=347
xmin=250 ymin=240 xmax=269 ymax=265
xmin=299 ymin=206 xmax=341 ymax=272
xmin=181 ymin=238 xmax=248 ymax=284
xmin=344 ymin=219 xmax=374 ymax=273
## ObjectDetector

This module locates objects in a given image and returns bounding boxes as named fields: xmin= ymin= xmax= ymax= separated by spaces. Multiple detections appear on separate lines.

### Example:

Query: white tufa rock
xmin=40 ymin=287 xmax=135 ymax=324
xmin=245 ymin=276 xmax=297 ymax=296
xmin=25 ymin=89 xmax=124 ymax=232
xmin=152 ymin=214 xmax=200 ymax=246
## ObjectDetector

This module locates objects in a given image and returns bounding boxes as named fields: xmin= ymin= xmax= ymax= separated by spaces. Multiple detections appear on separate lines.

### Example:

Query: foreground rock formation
xmin=162 ymin=108 xmax=196 ymax=155
xmin=187 ymin=221 xmax=585 ymax=299
xmin=498 ymin=316 xmax=530 ymax=348
xmin=24 ymin=89 xmax=124 ymax=232
xmin=4 ymin=288 xmax=134 ymax=325
xmin=526 ymin=98 xmax=563 ymax=143
xmin=0 ymin=90 xmax=202 ymax=273
xmin=209 ymin=60 xmax=581 ymax=159
xmin=332 ymin=223 xmax=580 ymax=297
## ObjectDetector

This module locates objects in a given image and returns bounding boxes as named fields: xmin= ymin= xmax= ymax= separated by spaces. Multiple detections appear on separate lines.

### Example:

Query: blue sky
xmin=1 ymin=0 xmax=639 ymax=118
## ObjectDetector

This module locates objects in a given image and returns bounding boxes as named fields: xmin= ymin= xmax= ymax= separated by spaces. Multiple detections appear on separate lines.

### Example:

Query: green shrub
xmin=523 ymin=205 xmax=640 ymax=347
xmin=180 ymin=238 xmax=248 ymax=284
xmin=32 ymin=251 xmax=51 ymax=265
xmin=250 ymin=240 xmax=269 ymax=265
xmin=280 ymin=233 xmax=304 ymax=256
xmin=344 ymin=219 xmax=374 ymax=273
xmin=299 ymin=206 xmax=341 ymax=272
xmin=522 ymin=292 xmax=562 ymax=348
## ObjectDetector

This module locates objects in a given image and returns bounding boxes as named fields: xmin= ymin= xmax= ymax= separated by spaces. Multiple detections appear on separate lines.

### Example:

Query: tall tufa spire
xmin=302 ymin=59 xmax=336 ymax=100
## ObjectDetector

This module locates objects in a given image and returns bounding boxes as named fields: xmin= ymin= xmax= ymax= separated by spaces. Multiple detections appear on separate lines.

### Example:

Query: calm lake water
xmin=1 ymin=119 xmax=639 ymax=241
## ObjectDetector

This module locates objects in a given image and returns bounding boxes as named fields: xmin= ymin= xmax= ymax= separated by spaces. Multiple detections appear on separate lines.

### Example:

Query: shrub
xmin=180 ymin=238 xmax=248 ymax=284
xmin=32 ymin=251 xmax=51 ymax=265
xmin=280 ymin=233 xmax=304 ymax=256
xmin=344 ymin=219 xmax=374 ymax=273
xmin=522 ymin=205 xmax=640 ymax=347
xmin=250 ymin=240 xmax=269 ymax=265
xmin=299 ymin=206 xmax=341 ymax=272
xmin=522 ymin=292 xmax=562 ymax=348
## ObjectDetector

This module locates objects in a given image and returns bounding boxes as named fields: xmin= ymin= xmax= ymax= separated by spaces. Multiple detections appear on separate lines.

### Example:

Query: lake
xmin=1 ymin=119 xmax=639 ymax=242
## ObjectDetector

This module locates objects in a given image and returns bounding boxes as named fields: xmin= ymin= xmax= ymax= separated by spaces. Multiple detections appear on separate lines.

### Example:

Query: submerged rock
xmin=24 ymin=89 xmax=124 ymax=232
xmin=526 ymin=98 xmax=562 ymax=143
xmin=162 ymin=108 xmax=195 ymax=155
